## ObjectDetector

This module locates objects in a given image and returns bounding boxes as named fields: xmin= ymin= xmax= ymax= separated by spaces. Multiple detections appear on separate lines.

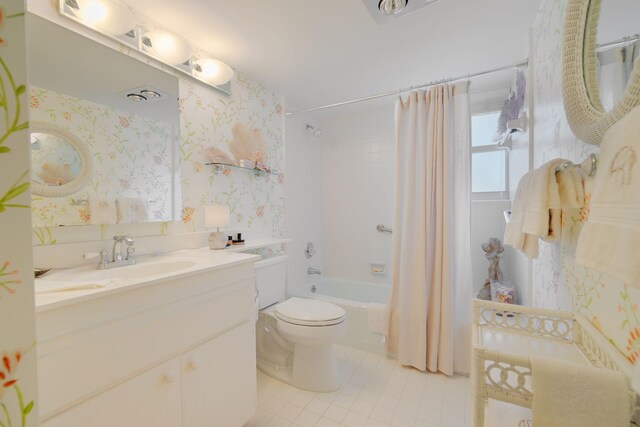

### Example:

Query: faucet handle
xmin=125 ymin=246 xmax=136 ymax=261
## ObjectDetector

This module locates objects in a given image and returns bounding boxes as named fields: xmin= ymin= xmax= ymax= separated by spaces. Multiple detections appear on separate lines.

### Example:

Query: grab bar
xmin=376 ymin=224 xmax=392 ymax=234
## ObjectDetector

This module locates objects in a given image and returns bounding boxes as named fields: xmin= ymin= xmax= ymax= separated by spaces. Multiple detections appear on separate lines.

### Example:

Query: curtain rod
xmin=597 ymin=33 xmax=640 ymax=50
xmin=286 ymin=58 xmax=528 ymax=116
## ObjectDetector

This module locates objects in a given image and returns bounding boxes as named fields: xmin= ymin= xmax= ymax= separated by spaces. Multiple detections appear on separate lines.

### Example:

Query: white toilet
xmin=255 ymin=255 xmax=347 ymax=392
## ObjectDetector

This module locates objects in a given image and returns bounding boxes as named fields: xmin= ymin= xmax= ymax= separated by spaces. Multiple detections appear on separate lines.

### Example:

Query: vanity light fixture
xmin=72 ymin=0 xmax=135 ymax=36
xmin=143 ymin=31 xmax=192 ymax=66
xmin=193 ymin=58 xmax=235 ymax=86
xmin=60 ymin=0 xmax=233 ymax=95
xmin=378 ymin=0 xmax=408 ymax=15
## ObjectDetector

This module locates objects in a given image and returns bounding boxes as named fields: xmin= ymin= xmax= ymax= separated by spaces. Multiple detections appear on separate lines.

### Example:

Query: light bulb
xmin=144 ymin=31 xmax=192 ymax=65
xmin=194 ymin=58 xmax=234 ymax=85
xmin=76 ymin=0 xmax=135 ymax=36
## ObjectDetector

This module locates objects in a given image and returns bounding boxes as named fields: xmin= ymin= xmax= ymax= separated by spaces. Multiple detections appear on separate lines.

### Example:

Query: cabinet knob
xmin=187 ymin=359 xmax=199 ymax=370
xmin=163 ymin=371 xmax=177 ymax=383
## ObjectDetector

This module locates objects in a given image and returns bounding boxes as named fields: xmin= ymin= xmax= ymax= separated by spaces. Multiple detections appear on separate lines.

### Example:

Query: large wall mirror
xmin=27 ymin=14 xmax=181 ymax=227
xmin=585 ymin=0 xmax=640 ymax=112
xmin=562 ymin=0 xmax=640 ymax=145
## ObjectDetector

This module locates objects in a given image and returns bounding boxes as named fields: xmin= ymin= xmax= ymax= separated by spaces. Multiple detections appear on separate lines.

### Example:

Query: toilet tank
xmin=255 ymin=255 xmax=288 ymax=309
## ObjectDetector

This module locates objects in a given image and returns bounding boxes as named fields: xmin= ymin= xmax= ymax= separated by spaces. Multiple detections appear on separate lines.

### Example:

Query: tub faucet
xmin=307 ymin=267 xmax=322 ymax=275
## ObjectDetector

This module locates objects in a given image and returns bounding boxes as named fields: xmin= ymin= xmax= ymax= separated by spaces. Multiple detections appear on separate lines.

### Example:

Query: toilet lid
xmin=274 ymin=297 xmax=346 ymax=326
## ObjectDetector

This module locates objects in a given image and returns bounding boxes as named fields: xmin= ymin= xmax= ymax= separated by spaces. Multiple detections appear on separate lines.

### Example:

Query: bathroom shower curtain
xmin=386 ymin=82 xmax=472 ymax=375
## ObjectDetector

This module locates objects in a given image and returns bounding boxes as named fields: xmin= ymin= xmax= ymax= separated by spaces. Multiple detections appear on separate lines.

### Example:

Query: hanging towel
xmin=531 ymin=356 xmax=630 ymax=427
xmin=557 ymin=167 xmax=585 ymax=209
xmin=504 ymin=159 xmax=565 ymax=258
xmin=116 ymin=198 xmax=148 ymax=223
xmin=504 ymin=172 xmax=539 ymax=258
xmin=88 ymin=197 xmax=117 ymax=225
xmin=575 ymin=106 xmax=640 ymax=285
xmin=367 ymin=303 xmax=388 ymax=335
xmin=521 ymin=159 xmax=564 ymax=238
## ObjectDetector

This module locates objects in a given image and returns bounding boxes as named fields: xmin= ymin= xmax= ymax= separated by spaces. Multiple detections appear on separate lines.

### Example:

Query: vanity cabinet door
xmin=181 ymin=320 xmax=257 ymax=427
xmin=41 ymin=358 xmax=182 ymax=427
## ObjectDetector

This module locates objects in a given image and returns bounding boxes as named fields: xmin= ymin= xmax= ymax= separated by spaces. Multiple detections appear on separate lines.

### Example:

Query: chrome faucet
xmin=97 ymin=235 xmax=136 ymax=270
xmin=307 ymin=267 xmax=322 ymax=275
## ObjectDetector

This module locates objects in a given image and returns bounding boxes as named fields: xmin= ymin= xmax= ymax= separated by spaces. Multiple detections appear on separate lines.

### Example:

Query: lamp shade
xmin=205 ymin=204 xmax=230 ymax=228
xmin=144 ymin=31 xmax=192 ymax=65
xmin=194 ymin=58 xmax=235 ymax=86
xmin=75 ymin=0 xmax=135 ymax=36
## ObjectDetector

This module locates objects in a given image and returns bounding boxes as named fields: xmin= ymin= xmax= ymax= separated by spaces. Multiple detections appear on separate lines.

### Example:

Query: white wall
xmin=321 ymin=105 xmax=395 ymax=285
xmin=285 ymin=115 xmax=324 ymax=293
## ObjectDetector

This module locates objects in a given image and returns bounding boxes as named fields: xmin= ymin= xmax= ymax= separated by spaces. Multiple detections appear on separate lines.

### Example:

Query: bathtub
xmin=290 ymin=278 xmax=390 ymax=355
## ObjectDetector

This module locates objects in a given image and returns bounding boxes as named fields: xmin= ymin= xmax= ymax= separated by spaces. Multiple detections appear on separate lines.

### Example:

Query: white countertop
xmin=35 ymin=247 xmax=260 ymax=312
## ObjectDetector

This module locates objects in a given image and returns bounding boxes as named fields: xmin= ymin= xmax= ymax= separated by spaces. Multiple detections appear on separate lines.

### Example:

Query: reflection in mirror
xmin=587 ymin=0 xmax=640 ymax=111
xmin=29 ymin=122 xmax=93 ymax=200
xmin=27 ymin=13 xmax=181 ymax=227
xmin=31 ymin=133 xmax=82 ymax=186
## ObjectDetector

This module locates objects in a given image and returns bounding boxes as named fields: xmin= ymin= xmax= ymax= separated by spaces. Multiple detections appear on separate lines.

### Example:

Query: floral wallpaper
xmin=178 ymin=75 xmax=285 ymax=238
xmin=0 ymin=1 xmax=38 ymax=426
xmin=30 ymin=86 xmax=176 ymax=227
xmin=532 ymin=0 xmax=640 ymax=363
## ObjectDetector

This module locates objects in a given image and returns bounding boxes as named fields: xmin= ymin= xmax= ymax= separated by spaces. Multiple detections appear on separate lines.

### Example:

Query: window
xmin=471 ymin=111 xmax=508 ymax=198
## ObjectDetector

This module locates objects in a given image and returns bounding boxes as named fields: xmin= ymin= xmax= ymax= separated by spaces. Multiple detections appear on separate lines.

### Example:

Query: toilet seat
xmin=274 ymin=297 xmax=345 ymax=327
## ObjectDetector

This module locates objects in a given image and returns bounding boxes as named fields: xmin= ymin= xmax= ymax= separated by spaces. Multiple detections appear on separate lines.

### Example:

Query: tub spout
xmin=307 ymin=267 xmax=322 ymax=275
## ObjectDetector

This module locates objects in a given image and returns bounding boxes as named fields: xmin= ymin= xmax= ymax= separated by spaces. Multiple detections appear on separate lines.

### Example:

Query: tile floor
xmin=244 ymin=345 xmax=471 ymax=427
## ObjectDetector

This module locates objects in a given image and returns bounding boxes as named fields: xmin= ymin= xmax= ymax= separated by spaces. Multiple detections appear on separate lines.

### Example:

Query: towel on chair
xmin=575 ymin=106 xmax=640 ymax=285
xmin=531 ymin=356 xmax=630 ymax=427
xmin=116 ymin=198 xmax=148 ymax=223
xmin=88 ymin=197 xmax=117 ymax=225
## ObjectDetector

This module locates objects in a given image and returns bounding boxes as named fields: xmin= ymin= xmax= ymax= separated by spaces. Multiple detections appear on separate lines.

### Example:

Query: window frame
xmin=470 ymin=110 xmax=510 ymax=200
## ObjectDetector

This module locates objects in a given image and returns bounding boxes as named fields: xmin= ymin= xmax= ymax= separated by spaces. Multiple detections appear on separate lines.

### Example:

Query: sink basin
xmin=41 ymin=259 xmax=198 ymax=284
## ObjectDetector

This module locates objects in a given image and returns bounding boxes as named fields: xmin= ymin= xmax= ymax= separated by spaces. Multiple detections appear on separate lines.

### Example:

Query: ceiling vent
xmin=121 ymin=86 xmax=168 ymax=103
xmin=361 ymin=0 xmax=441 ymax=24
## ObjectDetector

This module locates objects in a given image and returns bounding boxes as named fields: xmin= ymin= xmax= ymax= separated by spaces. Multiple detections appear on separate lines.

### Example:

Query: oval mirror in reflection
xmin=31 ymin=132 xmax=83 ymax=186
xmin=30 ymin=122 xmax=93 ymax=198
xmin=585 ymin=0 xmax=640 ymax=111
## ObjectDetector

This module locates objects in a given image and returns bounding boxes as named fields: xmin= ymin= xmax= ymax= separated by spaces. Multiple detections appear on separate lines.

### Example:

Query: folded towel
xmin=531 ymin=356 xmax=630 ymax=427
xmin=116 ymin=198 xmax=148 ymax=223
xmin=88 ymin=197 xmax=117 ymax=225
xmin=367 ymin=303 xmax=388 ymax=335
xmin=575 ymin=106 xmax=640 ymax=285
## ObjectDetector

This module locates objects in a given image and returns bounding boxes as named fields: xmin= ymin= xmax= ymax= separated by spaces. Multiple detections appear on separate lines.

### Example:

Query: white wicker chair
xmin=471 ymin=299 xmax=638 ymax=427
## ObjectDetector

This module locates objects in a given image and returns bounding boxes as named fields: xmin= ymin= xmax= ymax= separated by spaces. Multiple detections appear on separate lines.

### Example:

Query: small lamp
xmin=205 ymin=204 xmax=230 ymax=250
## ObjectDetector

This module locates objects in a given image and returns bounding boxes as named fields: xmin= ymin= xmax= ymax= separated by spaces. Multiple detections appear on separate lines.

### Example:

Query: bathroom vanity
xmin=34 ymin=249 xmax=259 ymax=426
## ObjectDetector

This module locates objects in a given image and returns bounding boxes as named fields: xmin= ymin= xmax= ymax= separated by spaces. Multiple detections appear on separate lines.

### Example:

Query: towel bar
xmin=555 ymin=153 xmax=597 ymax=177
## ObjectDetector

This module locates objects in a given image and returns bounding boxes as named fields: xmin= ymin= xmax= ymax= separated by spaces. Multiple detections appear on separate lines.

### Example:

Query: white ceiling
xmin=129 ymin=0 xmax=543 ymax=113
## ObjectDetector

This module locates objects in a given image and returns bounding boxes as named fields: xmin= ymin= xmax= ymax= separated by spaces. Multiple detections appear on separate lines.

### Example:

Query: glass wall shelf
xmin=206 ymin=162 xmax=279 ymax=177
